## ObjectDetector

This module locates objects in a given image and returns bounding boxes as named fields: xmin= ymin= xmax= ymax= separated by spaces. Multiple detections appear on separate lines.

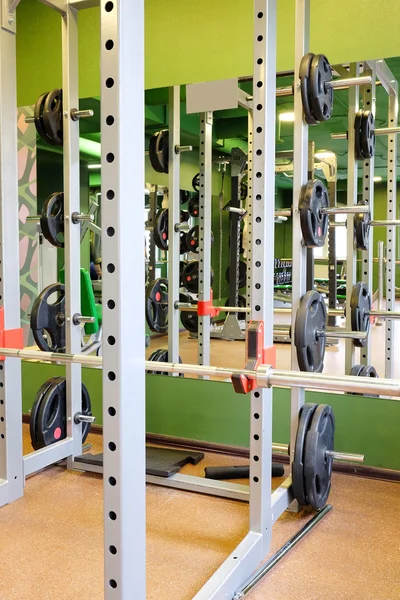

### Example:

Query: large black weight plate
xmin=354 ymin=201 xmax=371 ymax=251
xmin=240 ymin=182 xmax=248 ymax=201
xmin=350 ymin=282 xmax=371 ymax=347
xmin=360 ymin=364 xmax=378 ymax=378
xmin=225 ymin=260 xmax=247 ymax=289
xmin=354 ymin=109 xmax=364 ymax=161
xmin=153 ymin=208 xmax=168 ymax=250
xmin=34 ymin=92 xmax=53 ymax=145
xmin=180 ymin=232 xmax=188 ymax=255
xmin=42 ymin=89 xmax=63 ymax=146
xmin=350 ymin=364 xmax=364 ymax=376
xmin=360 ymin=111 xmax=375 ymax=159
xmin=145 ymin=278 xmax=168 ymax=333
xmin=182 ymin=261 xmax=213 ymax=293
xmin=299 ymin=180 xmax=329 ymax=248
xmin=40 ymin=192 xmax=64 ymax=248
xmin=295 ymin=290 xmax=326 ymax=373
xmin=292 ymin=403 xmax=318 ymax=507
xmin=308 ymin=54 xmax=333 ymax=123
xmin=304 ymin=404 xmax=335 ymax=509
xmin=349 ymin=364 xmax=379 ymax=397
xmin=299 ymin=53 xmax=318 ymax=126
xmin=180 ymin=210 xmax=190 ymax=223
xmin=188 ymin=195 xmax=199 ymax=218
xmin=225 ymin=294 xmax=247 ymax=321
xmin=180 ymin=190 xmax=190 ymax=205
xmin=192 ymin=173 xmax=200 ymax=192
xmin=149 ymin=130 xmax=169 ymax=174
xmin=30 ymin=283 xmax=66 ymax=352
xmin=186 ymin=225 xmax=214 ymax=253
xmin=180 ymin=261 xmax=188 ymax=285
xmin=30 ymin=376 xmax=64 ymax=450
xmin=179 ymin=293 xmax=198 ymax=333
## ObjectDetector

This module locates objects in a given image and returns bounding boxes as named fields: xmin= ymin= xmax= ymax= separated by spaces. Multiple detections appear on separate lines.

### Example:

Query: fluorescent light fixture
xmin=88 ymin=163 xmax=101 ymax=169
xmin=373 ymin=176 xmax=382 ymax=182
xmin=278 ymin=111 xmax=295 ymax=122
xmin=315 ymin=150 xmax=335 ymax=159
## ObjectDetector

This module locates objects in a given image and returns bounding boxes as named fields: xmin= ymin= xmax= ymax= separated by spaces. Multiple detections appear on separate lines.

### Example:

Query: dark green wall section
xmin=16 ymin=0 xmax=400 ymax=106
xmin=22 ymin=361 xmax=400 ymax=471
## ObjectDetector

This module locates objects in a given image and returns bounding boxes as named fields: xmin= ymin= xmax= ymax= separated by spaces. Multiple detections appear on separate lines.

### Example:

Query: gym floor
xmin=0 ymin=425 xmax=398 ymax=599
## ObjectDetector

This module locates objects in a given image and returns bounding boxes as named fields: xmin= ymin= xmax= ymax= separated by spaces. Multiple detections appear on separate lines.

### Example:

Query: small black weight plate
xmin=292 ymin=403 xmax=318 ymax=507
xmin=240 ymin=182 xmax=248 ymax=201
xmin=180 ymin=232 xmax=188 ymax=255
xmin=360 ymin=364 xmax=378 ymax=378
xmin=180 ymin=189 xmax=190 ymax=205
xmin=42 ymin=89 xmax=63 ymax=146
xmin=188 ymin=194 xmax=199 ymax=218
xmin=182 ymin=260 xmax=213 ymax=293
xmin=40 ymin=192 xmax=64 ymax=248
xmin=304 ymin=404 xmax=335 ymax=509
xmin=308 ymin=54 xmax=333 ymax=123
xmin=360 ymin=110 xmax=375 ymax=159
xmin=192 ymin=173 xmax=200 ymax=192
xmin=179 ymin=293 xmax=198 ymax=333
xmin=294 ymin=290 xmax=326 ymax=373
xmin=354 ymin=109 xmax=364 ymax=161
xmin=145 ymin=278 xmax=168 ymax=333
xmin=350 ymin=282 xmax=371 ymax=347
xmin=354 ymin=201 xmax=371 ymax=251
xmin=299 ymin=53 xmax=318 ymax=126
xmin=180 ymin=210 xmax=190 ymax=223
xmin=350 ymin=364 xmax=364 ymax=376
xmin=148 ymin=349 xmax=183 ymax=376
xmin=225 ymin=260 xmax=247 ymax=289
xmin=225 ymin=294 xmax=247 ymax=321
xmin=186 ymin=226 xmax=214 ymax=253
xmin=149 ymin=130 xmax=169 ymax=174
xmin=30 ymin=376 xmax=64 ymax=450
xmin=153 ymin=208 xmax=168 ymax=250
xmin=34 ymin=92 xmax=53 ymax=145
xmin=30 ymin=283 xmax=66 ymax=352
xmin=80 ymin=383 xmax=92 ymax=443
xmin=299 ymin=179 xmax=329 ymax=248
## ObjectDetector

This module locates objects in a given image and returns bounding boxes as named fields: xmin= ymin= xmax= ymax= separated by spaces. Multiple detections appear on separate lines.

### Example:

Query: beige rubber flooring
xmin=0 ymin=425 xmax=398 ymax=599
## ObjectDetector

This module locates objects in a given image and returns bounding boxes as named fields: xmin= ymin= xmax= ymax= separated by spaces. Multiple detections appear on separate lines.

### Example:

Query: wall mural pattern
xmin=17 ymin=107 xmax=38 ymax=345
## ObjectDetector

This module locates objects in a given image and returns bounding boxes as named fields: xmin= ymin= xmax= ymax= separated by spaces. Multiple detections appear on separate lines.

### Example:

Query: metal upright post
xmin=147 ymin=185 xmax=157 ymax=284
xmin=290 ymin=0 xmax=309 ymax=471
xmin=246 ymin=112 xmax=253 ymax=323
xmin=198 ymin=112 xmax=213 ymax=370
xmin=62 ymin=5 xmax=83 ymax=465
xmin=385 ymin=86 xmax=398 ymax=378
xmin=168 ymin=86 xmax=180 ymax=365
xmin=345 ymin=63 xmax=360 ymax=374
xmin=0 ymin=2 xmax=23 ymax=507
xmin=101 ymin=0 xmax=146 ymax=597
xmin=360 ymin=65 xmax=376 ymax=366
xmin=306 ymin=141 xmax=315 ymax=291
xmin=327 ymin=178 xmax=338 ymax=327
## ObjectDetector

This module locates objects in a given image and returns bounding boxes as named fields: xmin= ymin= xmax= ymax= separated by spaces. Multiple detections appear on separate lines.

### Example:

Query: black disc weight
xmin=145 ymin=278 xmax=168 ymax=333
xmin=294 ymin=290 xmax=326 ymax=373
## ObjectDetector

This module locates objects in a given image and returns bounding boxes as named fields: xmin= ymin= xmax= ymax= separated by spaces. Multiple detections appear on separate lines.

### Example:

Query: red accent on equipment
xmin=0 ymin=307 xmax=24 ymax=361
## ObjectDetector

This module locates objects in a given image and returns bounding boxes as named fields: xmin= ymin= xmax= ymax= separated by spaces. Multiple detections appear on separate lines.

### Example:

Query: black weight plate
xmin=180 ymin=232 xmax=188 ymax=255
xmin=182 ymin=260 xmax=213 ymax=293
xmin=354 ymin=201 xmax=371 ymax=251
xmin=192 ymin=173 xmax=200 ymax=192
xmin=225 ymin=294 xmax=247 ymax=321
xmin=350 ymin=282 xmax=371 ymax=347
xmin=149 ymin=130 xmax=169 ymax=174
xmin=180 ymin=261 xmax=188 ymax=285
xmin=34 ymin=92 xmax=53 ymax=145
xmin=350 ymin=364 xmax=364 ymax=376
xmin=42 ymin=89 xmax=63 ymax=146
xmin=146 ymin=349 xmax=165 ymax=374
xmin=354 ymin=109 xmax=364 ymax=161
xmin=299 ymin=53 xmax=318 ymax=126
xmin=360 ymin=110 xmax=375 ymax=159
xmin=145 ymin=278 xmax=168 ymax=333
xmin=80 ymin=383 xmax=92 ymax=443
xmin=304 ymin=404 xmax=335 ymax=509
xmin=180 ymin=210 xmax=190 ymax=223
xmin=295 ymin=290 xmax=326 ymax=373
xmin=180 ymin=190 xmax=190 ymax=205
xmin=186 ymin=226 xmax=214 ymax=253
xmin=308 ymin=54 xmax=333 ymax=123
xmin=360 ymin=364 xmax=378 ymax=378
xmin=180 ymin=292 xmax=198 ymax=333
xmin=225 ymin=260 xmax=247 ymax=289
xmin=148 ymin=349 xmax=183 ymax=376
xmin=299 ymin=179 xmax=329 ymax=248
xmin=292 ymin=403 xmax=318 ymax=507
xmin=188 ymin=195 xmax=199 ymax=218
xmin=40 ymin=192 xmax=64 ymax=248
xmin=30 ymin=376 xmax=64 ymax=450
xmin=153 ymin=208 xmax=168 ymax=250
xmin=240 ymin=182 xmax=248 ymax=201
xmin=30 ymin=283 xmax=66 ymax=352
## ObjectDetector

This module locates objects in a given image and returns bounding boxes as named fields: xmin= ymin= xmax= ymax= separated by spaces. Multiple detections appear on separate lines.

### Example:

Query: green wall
xmin=16 ymin=0 xmax=400 ymax=106
xmin=22 ymin=361 xmax=400 ymax=471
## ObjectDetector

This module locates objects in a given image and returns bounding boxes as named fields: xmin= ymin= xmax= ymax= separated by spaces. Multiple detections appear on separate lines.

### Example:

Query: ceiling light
xmin=278 ymin=112 xmax=295 ymax=122
xmin=373 ymin=176 xmax=382 ymax=182
xmin=88 ymin=163 xmax=101 ymax=169
xmin=315 ymin=150 xmax=335 ymax=159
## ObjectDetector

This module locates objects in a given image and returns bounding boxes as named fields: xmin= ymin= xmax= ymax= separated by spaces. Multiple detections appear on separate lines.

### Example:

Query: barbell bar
xmin=332 ymin=126 xmax=400 ymax=140
xmin=272 ymin=442 xmax=364 ymax=464
xmin=25 ymin=108 xmax=94 ymax=124
xmin=275 ymin=206 xmax=370 ymax=218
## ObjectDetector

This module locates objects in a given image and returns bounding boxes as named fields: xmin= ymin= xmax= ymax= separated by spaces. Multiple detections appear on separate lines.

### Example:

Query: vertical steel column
xmin=360 ymin=66 xmax=375 ymax=366
xmin=168 ymin=87 xmax=180 ymax=364
xmin=327 ymin=179 xmax=338 ymax=327
xmin=290 ymin=0 xmax=309 ymax=468
xmin=377 ymin=240 xmax=384 ymax=323
xmin=147 ymin=185 xmax=157 ymax=285
xmin=344 ymin=63 xmax=360 ymax=374
xmin=198 ymin=112 xmax=213 ymax=369
xmin=0 ymin=9 xmax=23 ymax=507
xmin=246 ymin=113 xmax=253 ymax=323
xmin=306 ymin=142 xmax=315 ymax=291
xmin=101 ymin=0 xmax=146 ymax=597
xmin=61 ymin=6 xmax=83 ymax=464
xmin=385 ymin=87 xmax=398 ymax=378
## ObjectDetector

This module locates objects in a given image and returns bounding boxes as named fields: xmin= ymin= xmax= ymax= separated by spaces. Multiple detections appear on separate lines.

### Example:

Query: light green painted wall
xmin=16 ymin=0 xmax=400 ymax=106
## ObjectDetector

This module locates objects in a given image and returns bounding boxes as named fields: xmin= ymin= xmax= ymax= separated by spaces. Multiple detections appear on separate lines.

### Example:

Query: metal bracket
xmin=1 ymin=0 xmax=18 ymax=33
xmin=38 ymin=0 xmax=67 ymax=15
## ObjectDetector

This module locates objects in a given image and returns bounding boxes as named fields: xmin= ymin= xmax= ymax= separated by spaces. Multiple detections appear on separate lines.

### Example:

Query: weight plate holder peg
xmin=147 ymin=349 xmax=183 ymax=376
xmin=188 ymin=194 xmax=200 ymax=218
xmin=41 ymin=88 xmax=63 ymax=146
xmin=353 ymin=201 xmax=371 ymax=251
xmin=40 ymin=192 xmax=64 ymax=248
xmin=179 ymin=292 xmax=198 ymax=333
xmin=145 ymin=278 xmax=168 ymax=334
xmin=30 ymin=283 xmax=66 ymax=353
xmin=149 ymin=129 xmax=169 ymax=174
xmin=225 ymin=260 xmax=247 ymax=289
xmin=304 ymin=404 xmax=335 ymax=509
xmin=186 ymin=225 xmax=214 ymax=253
xmin=153 ymin=208 xmax=169 ymax=251
xmin=308 ymin=54 xmax=333 ymax=123
xmin=30 ymin=376 xmax=64 ymax=450
xmin=299 ymin=179 xmax=330 ymax=248
xmin=350 ymin=282 xmax=371 ymax=348
xmin=181 ymin=260 xmax=214 ymax=294
xmin=35 ymin=378 xmax=92 ymax=449
xmin=294 ymin=290 xmax=327 ymax=373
